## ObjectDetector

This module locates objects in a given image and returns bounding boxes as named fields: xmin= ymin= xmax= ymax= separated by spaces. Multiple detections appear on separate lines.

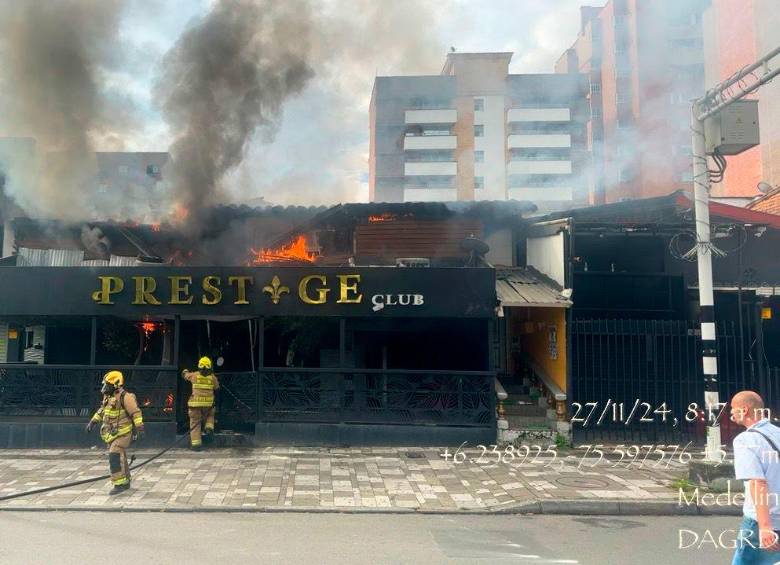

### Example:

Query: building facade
xmin=703 ymin=0 xmax=780 ymax=199
xmin=556 ymin=0 xmax=709 ymax=204
xmin=369 ymin=52 xmax=589 ymax=211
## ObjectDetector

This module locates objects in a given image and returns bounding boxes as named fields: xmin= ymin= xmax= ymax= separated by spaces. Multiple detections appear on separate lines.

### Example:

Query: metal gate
xmin=571 ymin=319 xmax=779 ymax=443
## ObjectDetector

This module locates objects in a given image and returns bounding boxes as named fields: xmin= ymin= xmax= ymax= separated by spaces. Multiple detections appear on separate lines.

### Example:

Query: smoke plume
xmin=0 ymin=0 xmax=128 ymax=220
xmin=155 ymin=0 xmax=314 ymax=227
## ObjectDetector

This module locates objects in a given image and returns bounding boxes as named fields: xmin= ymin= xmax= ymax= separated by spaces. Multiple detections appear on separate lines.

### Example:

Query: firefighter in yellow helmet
xmin=85 ymin=370 xmax=144 ymax=495
xmin=182 ymin=356 xmax=220 ymax=450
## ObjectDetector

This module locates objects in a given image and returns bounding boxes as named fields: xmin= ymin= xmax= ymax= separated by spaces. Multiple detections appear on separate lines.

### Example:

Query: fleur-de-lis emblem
xmin=262 ymin=275 xmax=289 ymax=304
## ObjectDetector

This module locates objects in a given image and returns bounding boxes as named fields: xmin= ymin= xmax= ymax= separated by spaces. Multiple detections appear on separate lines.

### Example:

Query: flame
xmin=137 ymin=321 xmax=159 ymax=339
xmin=250 ymin=235 xmax=315 ymax=264
xmin=172 ymin=203 xmax=189 ymax=222
xmin=151 ymin=223 xmax=161 ymax=233
xmin=142 ymin=398 xmax=152 ymax=407
xmin=368 ymin=213 xmax=397 ymax=223
xmin=170 ymin=249 xmax=194 ymax=266
xmin=163 ymin=393 xmax=174 ymax=414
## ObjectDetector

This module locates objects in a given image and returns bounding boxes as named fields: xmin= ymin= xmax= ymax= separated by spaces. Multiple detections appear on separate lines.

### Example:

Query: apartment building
xmin=556 ymin=0 xmax=709 ymax=204
xmin=369 ymin=52 xmax=589 ymax=210
xmin=703 ymin=0 xmax=780 ymax=200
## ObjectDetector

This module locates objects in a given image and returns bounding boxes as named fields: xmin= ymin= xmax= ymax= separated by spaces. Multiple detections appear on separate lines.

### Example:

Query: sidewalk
xmin=0 ymin=446 xmax=738 ymax=514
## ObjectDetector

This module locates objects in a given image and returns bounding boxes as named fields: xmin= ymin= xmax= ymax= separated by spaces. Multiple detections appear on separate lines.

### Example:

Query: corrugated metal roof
xmin=18 ymin=247 xmax=85 ymax=266
xmin=17 ymin=248 xmax=139 ymax=267
xmin=496 ymin=267 xmax=571 ymax=308
xmin=109 ymin=255 xmax=139 ymax=266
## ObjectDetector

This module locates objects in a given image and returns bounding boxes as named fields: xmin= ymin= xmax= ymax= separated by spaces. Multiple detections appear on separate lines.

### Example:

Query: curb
xmin=0 ymin=499 xmax=744 ymax=516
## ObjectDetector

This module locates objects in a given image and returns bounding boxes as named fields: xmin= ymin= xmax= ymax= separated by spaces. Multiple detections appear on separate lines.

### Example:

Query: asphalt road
xmin=0 ymin=512 xmax=745 ymax=564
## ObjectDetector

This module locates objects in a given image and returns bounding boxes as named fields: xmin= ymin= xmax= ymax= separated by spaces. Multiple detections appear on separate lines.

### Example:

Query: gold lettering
xmin=202 ymin=276 xmax=222 ymax=305
xmin=298 ymin=275 xmax=330 ymax=305
xmin=169 ymin=276 xmax=194 ymax=305
xmin=337 ymin=274 xmax=363 ymax=304
xmin=92 ymin=276 xmax=124 ymax=305
xmin=132 ymin=276 xmax=161 ymax=305
xmin=228 ymin=276 xmax=253 ymax=305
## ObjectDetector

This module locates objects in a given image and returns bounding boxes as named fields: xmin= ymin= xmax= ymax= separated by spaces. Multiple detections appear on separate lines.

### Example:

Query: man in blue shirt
xmin=731 ymin=390 xmax=780 ymax=564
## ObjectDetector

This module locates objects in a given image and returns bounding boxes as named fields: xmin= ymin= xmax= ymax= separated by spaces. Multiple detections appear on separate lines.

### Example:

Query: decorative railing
xmin=0 ymin=365 xmax=177 ymax=421
xmin=260 ymin=369 xmax=495 ymax=427
xmin=0 ymin=366 xmax=495 ymax=429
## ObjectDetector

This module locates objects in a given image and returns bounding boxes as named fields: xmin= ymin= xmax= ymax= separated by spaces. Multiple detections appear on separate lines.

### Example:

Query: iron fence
xmin=260 ymin=369 xmax=496 ymax=427
xmin=0 ymin=365 xmax=495 ymax=430
xmin=0 ymin=365 xmax=177 ymax=421
xmin=571 ymin=319 xmax=779 ymax=444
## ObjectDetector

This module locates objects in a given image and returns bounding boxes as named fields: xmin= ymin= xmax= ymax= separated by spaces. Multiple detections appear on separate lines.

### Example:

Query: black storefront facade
xmin=0 ymin=266 xmax=497 ymax=447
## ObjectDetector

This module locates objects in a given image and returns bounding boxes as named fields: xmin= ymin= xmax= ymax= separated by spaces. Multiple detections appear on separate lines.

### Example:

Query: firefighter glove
xmin=136 ymin=426 xmax=146 ymax=440
xmin=85 ymin=421 xmax=95 ymax=433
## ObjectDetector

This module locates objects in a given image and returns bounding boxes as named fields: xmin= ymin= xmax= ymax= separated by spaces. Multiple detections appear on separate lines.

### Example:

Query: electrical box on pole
xmin=703 ymin=99 xmax=760 ymax=155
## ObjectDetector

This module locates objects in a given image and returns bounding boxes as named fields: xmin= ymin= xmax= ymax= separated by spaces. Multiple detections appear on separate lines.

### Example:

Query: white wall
xmin=474 ymin=95 xmax=506 ymax=200
xmin=403 ymin=188 xmax=458 ymax=202
xmin=485 ymin=228 xmax=514 ymax=266
xmin=527 ymin=233 xmax=566 ymax=286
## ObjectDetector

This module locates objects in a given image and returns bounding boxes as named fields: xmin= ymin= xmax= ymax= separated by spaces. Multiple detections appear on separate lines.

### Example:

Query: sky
xmin=99 ymin=0 xmax=599 ymax=206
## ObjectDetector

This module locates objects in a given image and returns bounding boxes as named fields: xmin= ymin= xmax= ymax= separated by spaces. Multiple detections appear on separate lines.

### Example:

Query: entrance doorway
xmin=177 ymin=319 xmax=258 ymax=433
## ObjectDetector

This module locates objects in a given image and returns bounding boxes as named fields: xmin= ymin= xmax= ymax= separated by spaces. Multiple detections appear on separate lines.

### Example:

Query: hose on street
xmin=0 ymin=424 xmax=197 ymax=503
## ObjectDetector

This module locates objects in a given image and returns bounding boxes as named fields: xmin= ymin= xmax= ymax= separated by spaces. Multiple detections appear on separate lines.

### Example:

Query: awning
xmin=496 ymin=267 xmax=572 ymax=308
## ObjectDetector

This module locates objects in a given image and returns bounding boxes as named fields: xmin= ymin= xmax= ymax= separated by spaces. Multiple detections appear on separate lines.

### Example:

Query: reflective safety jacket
xmin=183 ymin=370 xmax=220 ymax=408
xmin=90 ymin=390 xmax=143 ymax=444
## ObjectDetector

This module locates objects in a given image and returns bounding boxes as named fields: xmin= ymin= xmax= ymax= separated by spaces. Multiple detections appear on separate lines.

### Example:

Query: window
xmin=146 ymin=164 xmax=160 ymax=176
xmin=24 ymin=329 xmax=34 ymax=349
xmin=405 ymin=150 xmax=454 ymax=162
xmin=590 ymin=83 xmax=601 ymax=94
xmin=474 ymin=98 xmax=484 ymax=111
xmin=474 ymin=176 xmax=484 ymax=189
xmin=474 ymin=125 xmax=484 ymax=137
xmin=474 ymin=150 xmax=484 ymax=163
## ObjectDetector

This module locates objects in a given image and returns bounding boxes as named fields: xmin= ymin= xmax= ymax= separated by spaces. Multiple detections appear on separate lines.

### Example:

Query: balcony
xmin=403 ymin=135 xmax=457 ymax=150
xmin=405 ymin=109 xmax=457 ymax=124
xmin=508 ymin=186 xmax=573 ymax=201
xmin=507 ymin=161 xmax=572 ymax=175
xmin=404 ymin=161 xmax=457 ymax=176
xmin=507 ymin=134 xmax=571 ymax=148
xmin=507 ymin=108 xmax=570 ymax=122
xmin=403 ymin=188 xmax=458 ymax=202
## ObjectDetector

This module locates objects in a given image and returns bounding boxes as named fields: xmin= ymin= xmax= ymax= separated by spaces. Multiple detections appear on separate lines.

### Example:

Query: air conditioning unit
xmin=395 ymin=257 xmax=430 ymax=268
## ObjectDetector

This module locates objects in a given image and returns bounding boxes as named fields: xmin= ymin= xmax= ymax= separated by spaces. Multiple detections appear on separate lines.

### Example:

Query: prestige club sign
xmin=0 ymin=267 xmax=496 ymax=318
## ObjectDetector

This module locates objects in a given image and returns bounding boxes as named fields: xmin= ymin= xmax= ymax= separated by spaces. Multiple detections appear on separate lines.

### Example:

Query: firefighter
xmin=85 ymin=370 xmax=144 ymax=495
xmin=182 ymin=356 xmax=220 ymax=450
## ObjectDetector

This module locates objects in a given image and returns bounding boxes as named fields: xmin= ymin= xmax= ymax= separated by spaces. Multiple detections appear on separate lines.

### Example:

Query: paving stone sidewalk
xmin=0 ymin=446 xmax=696 ymax=512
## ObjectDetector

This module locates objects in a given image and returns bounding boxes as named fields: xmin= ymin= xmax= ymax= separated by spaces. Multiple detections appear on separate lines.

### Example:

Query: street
xmin=0 ymin=512 xmax=741 ymax=564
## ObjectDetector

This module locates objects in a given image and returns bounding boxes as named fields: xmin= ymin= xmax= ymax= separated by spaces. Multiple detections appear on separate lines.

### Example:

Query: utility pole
xmin=692 ymin=45 xmax=780 ymax=462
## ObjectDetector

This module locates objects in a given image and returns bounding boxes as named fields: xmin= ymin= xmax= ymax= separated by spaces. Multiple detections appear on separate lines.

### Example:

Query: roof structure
xmin=746 ymin=186 xmax=780 ymax=216
xmin=534 ymin=190 xmax=780 ymax=231
xmin=496 ymin=267 xmax=572 ymax=308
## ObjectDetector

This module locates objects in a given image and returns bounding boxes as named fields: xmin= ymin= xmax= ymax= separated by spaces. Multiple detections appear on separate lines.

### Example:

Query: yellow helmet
xmin=103 ymin=370 xmax=124 ymax=387
xmin=198 ymin=356 xmax=213 ymax=370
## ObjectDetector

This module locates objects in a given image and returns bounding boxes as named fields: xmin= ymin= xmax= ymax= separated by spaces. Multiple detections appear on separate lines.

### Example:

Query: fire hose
xmin=0 ymin=382 xmax=250 ymax=502
xmin=0 ymin=423 xmax=198 ymax=503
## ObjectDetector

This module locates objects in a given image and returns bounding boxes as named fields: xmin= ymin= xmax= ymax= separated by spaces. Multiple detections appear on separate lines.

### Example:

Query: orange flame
xmin=151 ymin=223 xmax=161 ymax=233
xmin=172 ymin=203 xmax=189 ymax=222
xmin=250 ymin=235 xmax=315 ymax=264
xmin=163 ymin=393 xmax=175 ymax=414
xmin=138 ymin=321 xmax=158 ymax=339
xmin=368 ymin=213 xmax=397 ymax=223
xmin=142 ymin=398 xmax=152 ymax=407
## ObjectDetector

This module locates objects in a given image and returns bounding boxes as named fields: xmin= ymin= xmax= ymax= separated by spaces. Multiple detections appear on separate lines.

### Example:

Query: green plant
xmin=671 ymin=477 xmax=697 ymax=493
xmin=554 ymin=432 xmax=570 ymax=449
